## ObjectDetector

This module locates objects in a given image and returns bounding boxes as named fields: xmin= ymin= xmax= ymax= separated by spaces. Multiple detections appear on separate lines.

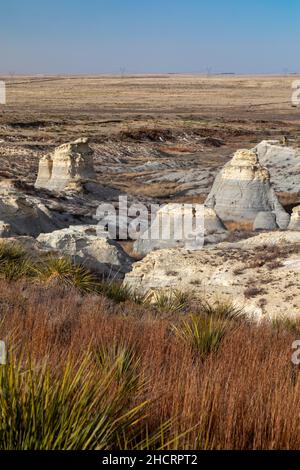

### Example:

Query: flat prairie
xmin=1 ymin=74 xmax=300 ymax=200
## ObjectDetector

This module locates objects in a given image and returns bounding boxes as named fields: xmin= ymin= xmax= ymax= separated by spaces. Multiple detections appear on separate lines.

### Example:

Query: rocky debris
xmin=253 ymin=212 xmax=277 ymax=231
xmin=0 ymin=180 xmax=63 ymax=237
xmin=205 ymin=149 xmax=290 ymax=228
xmin=124 ymin=238 xmax=300 ymax=320
xmin=219 ymin=230 xmax=300 ymax=249
xmin=0 ymin=222 xmax=11 ymax=237
xmin=288 ymin=206 xmax=300 ymax=231
xmin=133 ymin=205 xmax=228 ymax=256
xmin=37 ymin=225 xmax=133 ymax=278
xmin=255 ymin=140 xmax=300 ymax=201
xmin=35 ymin=138 xmax=97 ymax=192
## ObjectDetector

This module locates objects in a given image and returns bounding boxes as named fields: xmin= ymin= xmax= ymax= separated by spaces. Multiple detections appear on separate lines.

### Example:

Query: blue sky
xmin=1 ymin=0 xmax=299 ymax=74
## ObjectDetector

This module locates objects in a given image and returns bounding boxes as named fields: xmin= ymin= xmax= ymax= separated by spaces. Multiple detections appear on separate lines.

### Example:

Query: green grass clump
xmin=148 ymin=289 xmax=191 ymax=314
xmin=0 ymin=350 xmax=180 ymax=450
xmin=201 ymin=299 xmax=244 ymax=321
xmin=98 ymin=281 xmax=133 ymax=303
xmin=34 ymin=256 xmax=99 ymax=293
xmin=271 ymin=316 xmax=300 ymax=335
xmin=95 ymin=342 xmax=139 ymax=386
xmin=172 ymin=315 xmax=227 ymax=358
xmin=0 ymin=242 xmax=35 ymax=281
xmin=0 ymin=353 xmax=146 ymax=450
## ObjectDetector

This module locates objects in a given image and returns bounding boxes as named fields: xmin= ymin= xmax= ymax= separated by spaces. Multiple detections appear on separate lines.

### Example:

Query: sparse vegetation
xmin=0 ymin=277 xmax=299 ymax=449
xmin=201 ymin=298 xmax=245 ymax=321
xmin=0 ymin=242 xmax=35 ymax=281
xmin=172 ymin=315 xmax=227 ymax=358
xmin=146 ymin=289 xmax=191 ymax=314
xmin=244 ymin=286 xmax=266 ymax=298
xmin=34 ymin=256 xmax=99 ymax=293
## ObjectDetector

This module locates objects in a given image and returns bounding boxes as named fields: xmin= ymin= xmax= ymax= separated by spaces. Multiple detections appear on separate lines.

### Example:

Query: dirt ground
xmin=1 ymin=74 xmax=300 ymax=202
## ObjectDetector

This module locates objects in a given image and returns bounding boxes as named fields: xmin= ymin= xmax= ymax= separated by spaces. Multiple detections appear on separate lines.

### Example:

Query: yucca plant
xmin=0 ymin=350 xmax=184 ymax=450
xmin=202 ymin=299 xmax=244 ymax=321
xmin=147 ymin=289 xmax=191 ymax=314
xmin=172 ymin=315 xmax=227 ymax=358
xmin=0 ymin=241 xmax=35 ymax=281
xmin=34 ymin=256 xmax=99 ymax=293
xmin=95 ymin=342 xmax=139 ymax=388
xmin=0 ymin=351 xmax=149 ymax=450
xmin=98 ymin=281 xmax=133 ymax=303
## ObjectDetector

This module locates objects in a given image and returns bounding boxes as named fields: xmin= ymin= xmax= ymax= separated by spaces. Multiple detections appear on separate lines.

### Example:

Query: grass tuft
xmin=34 ymin=256 xmax=99 ymax=293
xmin=147 ymin=289 xmax=191 ymax=314
xmin=172 ymin=315 xmax=227 ymax=358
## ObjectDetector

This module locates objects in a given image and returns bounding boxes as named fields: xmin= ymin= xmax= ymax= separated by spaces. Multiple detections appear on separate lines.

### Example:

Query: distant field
xmin=1 ymin=74 xmax=300 ymax=201
xmin=1 ymin=74 xmax=300 ymax=123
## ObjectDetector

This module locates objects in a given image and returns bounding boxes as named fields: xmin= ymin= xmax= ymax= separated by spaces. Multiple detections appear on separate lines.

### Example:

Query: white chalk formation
xmin=254 ymin=140 xmax=300 ymax=199
xmin=37 ymin=225 xmax=133 ymax=278
xmin=288 ymin=206 xmax=300 ymax=231
xmin=133 ymin=205 xmax=227 ymax=256
xmin=35 ymin=138 xmax=96 ymax=192
xmin=0 ymin=180 xmax=61 ymax=237
xmin=205 ymin=149 xmax=290 ymax=230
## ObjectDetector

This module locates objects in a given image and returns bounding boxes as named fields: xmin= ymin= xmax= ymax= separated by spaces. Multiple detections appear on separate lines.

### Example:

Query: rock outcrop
xmin=37 ymin=225 xmax=132 ymax=278
xmin=205 ymin=149 xmax=290 ymax=229
xmin=35 ymin=138 xmax=96 ymax=192
xmin=0 ymin=180 xmax=62 ymax=237
xmin=253 ymin=212 xmax=277 ymax=231
xmin=124 ymin=232 xmax=300 ymax=319
xmin=255 ymin=140 xmax=300 ymax=203
xmin=133 ymin=205 xmax=227 ymax=256
xmin=288 ymin=206 xmax=300 ymax=231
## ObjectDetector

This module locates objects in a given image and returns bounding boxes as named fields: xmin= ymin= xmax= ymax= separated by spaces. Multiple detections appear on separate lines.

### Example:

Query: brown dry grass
xmin=1 ymin=278 xmax=299 ymax=449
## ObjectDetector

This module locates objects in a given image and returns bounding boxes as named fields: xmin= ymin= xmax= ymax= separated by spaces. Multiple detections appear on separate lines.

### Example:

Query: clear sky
xmin=1 ymin=0 xmax=299 ymax=74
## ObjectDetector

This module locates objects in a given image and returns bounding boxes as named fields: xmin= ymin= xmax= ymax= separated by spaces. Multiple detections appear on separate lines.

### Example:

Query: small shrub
xmin=201 ymin=299 xmax=244 ymax=321
xmin=0 ymin=353 xmax=145 ymax=450
xmin=244 ymin=287 xmax=265 ymax=299
xmin=98 ymin=281 xmax=134 ymax=303
xmin=147 ymin=289 xmax=191 ymax=314
xmin=34 ymin=256 xmax=98 ymax=293
xmin=0 ymin=242 xmax=35 ymax=281
xmin=172 ymin=315 xmax=227 ymax=358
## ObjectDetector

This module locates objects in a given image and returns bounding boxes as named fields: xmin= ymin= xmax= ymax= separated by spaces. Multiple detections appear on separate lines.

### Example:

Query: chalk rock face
xmin=133 ymin=205 xmax=227 ymax=256
xmin=288 ymin=206 xmax=300 ymax=231
xmin=37 ymin=225 xmax=133 ymax=278
xmin=0 ymin=180 xmax=61 ymax=237
xmin=35 ymin=138 xmax=96 ymax=192
xmin=255 ymin=140 xmax=300 ymax=200
xmin=205 ymin=149 xmax=289 ymax=228
xmin=124 ymin=237 xmax=300 ymax=320
xmin=216 ymin=230 xmax=300 ymax=250
xmin=253 ymin=212 xmax=277 ymax=231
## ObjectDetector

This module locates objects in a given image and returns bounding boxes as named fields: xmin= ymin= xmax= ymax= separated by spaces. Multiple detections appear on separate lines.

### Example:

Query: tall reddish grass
xmin=0 ymin=279 xmax=299 ymax=449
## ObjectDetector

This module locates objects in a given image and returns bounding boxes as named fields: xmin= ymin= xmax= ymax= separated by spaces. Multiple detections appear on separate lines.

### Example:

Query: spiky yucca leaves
xmin=147 ymin=289 xmax=191 ymax=314
xmin=202 ymin=299 xmax=244 ymax=321
xmin=98 ymin=281 xmax=133 ymax=303
xmin=95 ymin=342 xmax=139 ymax=386
xmin=172 ymin=315 xmax=227 ymax=358
xmin=34 ymin=256 xmax=99 ymax=293
xmin=0 ymin=242 xmax=35 ymax=281
xmin=0 ymin=352 xmax=150 ymax=450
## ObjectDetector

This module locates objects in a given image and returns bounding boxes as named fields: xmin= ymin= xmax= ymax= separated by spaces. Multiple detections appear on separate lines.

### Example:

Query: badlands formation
xmin=0 ymin=136 xmax=300 ymax=319
xmin=126 ymin=141 xmax=300 ymax=319
xmin=35 ymin=137 xmax=96 ymax=192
